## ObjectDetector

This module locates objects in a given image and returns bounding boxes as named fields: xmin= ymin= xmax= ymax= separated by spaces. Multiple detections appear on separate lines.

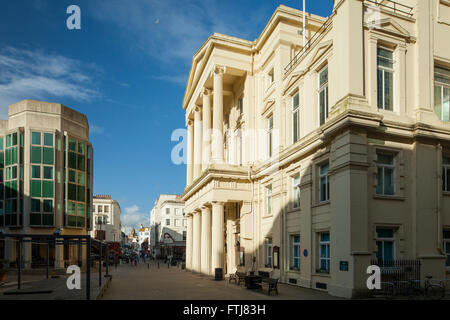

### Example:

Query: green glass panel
xmin=77 ymin=154 xmax=85 ymax=171
xmin=68 ymin=138 xmax=76 ymax=152
xmin=87 ymin=146 xmax=91 ymax=159
xmin=43 ymin=200 xmax=53 ymax=213
xmin=77 ymin=203 xmax=85 ymax=216
xmin=0 ymin=201 xmax=3 ymax=214
xmin=6 ymin=135 xmax=11 ymax=148
xmin=31 ymin=132 xmax=41 ymax=145
xmin=31 ymin=146 xmax=42 ymax=164
xmin=44 ymin=133 xmax=53 ymax=147
xmin=69 ymin=170 xmax=76 ymax=183
xmin=5 ymin=149 xmax=10 ymax=166
xmin=5 ymin=200 xmax=12 ymax=213
xmin=68 ymin=201 xmax=76 ymax=215
xmin=42 ymin=214 xmax=53 ymax=226
xmin=20 ymin=133 xmax=23 ymax=147
xmin=42 ymin=147 xmax=53 ymax=165
xmin=77 ymin=172 xmax=84 ymax=185
xmin=42 ymin=180 xmax=53 ymax=198
xmin=4 ymin=182 xmax=10 ymax=198
xmin=77 ymin=216 xmax=85 ymax=228
xmin=11 ymin=166 xmax=17 ymax=179
xmin=68 ymin=152 xmax=76 ymax=169
xmin=31 ymin=198 xmax=40 ymax=212
xmin=43 ymin=166 xmax=53 ymax=179
xmin=78 ymin=142 xmax=85 ymax=154
xmin=77 ymin=186 xmax=85 ymax=202
xmin=12 ymin=147 xmax=17 ymax=164
xmin=5 ymin=167 xmax=10 ymax=181
xmin=68 ymin=215 xmax=76 ymax=227
xmin=68 ymin=183 xmax=76 ymax=201
xmin=30 ymin=213 xmax=41 ymax=226
xmin=32 ymin=165 xmax=40 ymax=179
xmin=31 ymin=180 xmax=41 ymax=197
xmin=0 ymin=151 xmax=4 ymax=168
xmin=0 ymin=138 xmax=3 ymax=150
xmin=10 ymin=180 xmax=17 ymax=198
xmin=12 ymin=133 xmax=17 ymax=146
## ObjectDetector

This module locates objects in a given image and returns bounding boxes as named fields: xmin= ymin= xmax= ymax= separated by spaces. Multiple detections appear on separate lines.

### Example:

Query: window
xmin=166 ymin=219 xmax=170 ymax=226
xmin=319 ymin=163 xmax=330 ymax=202
xmin=174 ymin=208 xmax=179 ymax=215
xmin=268 ymin=69 xmax=274 ymax=85
xmin=318 ymin=65 xmax=329 ymax=126
xmin=319 ymin=232 xmax=330 ymax=273
xmin=377 ymin=48 xmax=394 ymax=111
xmin=444 ymin=230 xmax=450 ymax=269
xmin=266 ymin=185 xmax=272 ymax=216
xmin=175 ymin=219 xmax=180 ymax=227
xmin=267 ymin=116 xmax=273 ymax=158
xmin=183 ymin=231 xmax=187 ymax=241
xmin=444 ymin=157 xmax=450 ymax=192
xmin=293 ymin=174 xmax=301 ymax=209
xmin=292 ymin=92 xmax=300 ymax=143
xmin=183 ymin=219 xmax=187 ymax=227
xmin=166 ymin=208 xmax=170 ymax=215
xmin=98 ymin=205 xmax=102 ymax=213
xmin=434 ymin=65 xmax=450 ymax=121
xmin=238 ymin=97 xmax=243 ymax=115
xmin=291 ymin=235 xmax=300 ymax=271
xmin=104 ymin=206 xmax=109 ymax=213
xmin=265 ymin=238 xmax=273 ymax=267
xmin=376 ymin=153 xmax=395 ymax=196
xmin=376 ymin=228 xmax=395 ymax=261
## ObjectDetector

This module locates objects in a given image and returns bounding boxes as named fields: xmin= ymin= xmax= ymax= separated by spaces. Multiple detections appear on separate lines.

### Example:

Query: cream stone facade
xmin=182 ymin=1 xmax=450 ymax=298
xmin=0 ymin=99 xmax=93 ymax=269
xmin=91 ymin=195 xmax=122 ymax=242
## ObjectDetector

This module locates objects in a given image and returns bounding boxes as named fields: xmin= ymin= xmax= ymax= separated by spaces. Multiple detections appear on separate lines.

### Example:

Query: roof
xmin=94 ymin=195 xmax=112 ymax=199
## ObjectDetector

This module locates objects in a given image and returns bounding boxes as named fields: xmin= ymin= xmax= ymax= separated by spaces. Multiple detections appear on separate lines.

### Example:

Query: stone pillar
xmin=22 ymin=238 xmax=31 ymax=269
xmin=4 ymin=238 xmax=16 ymax=268
xmin=200 ymin=206 xmax=211 ymax=275
xmin=202 ymin=89 xmax=212 ymax=170
xmin=186 ymin=214 xmax=193 ymax=270
xmin=55 ymin=242 xmax=64 ymax=269
xmin=212 ymin=66 xmax=224 ymax=163
xmin=211 ymin=201 xmax=225 ymax=273
xmin=187 ymin=120 xmax=194 ymax=186
xmin=193 ymin=106 xmax=203 ymax=180
xmin=192 ymin=211 xmax=202 ymax=272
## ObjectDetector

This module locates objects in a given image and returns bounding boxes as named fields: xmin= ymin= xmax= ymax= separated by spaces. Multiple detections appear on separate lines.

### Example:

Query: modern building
xmin=90 ymin=195 xmax=122 ymax=242
xmin=150 ymin=194 xmax=186 ymax=259
xmin=181 ymin=1 xmax=450 ymax=298
xmin=0 ymin=99 xmax=93 ymax=269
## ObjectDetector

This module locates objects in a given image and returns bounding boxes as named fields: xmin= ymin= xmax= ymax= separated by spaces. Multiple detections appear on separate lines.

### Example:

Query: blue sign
xmin=303 ymin=249 xmax=308 ymax=257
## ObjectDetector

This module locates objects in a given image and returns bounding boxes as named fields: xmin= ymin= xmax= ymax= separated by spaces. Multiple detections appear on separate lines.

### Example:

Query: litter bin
xmin=214 ymin=268 xmax=223 ymax=281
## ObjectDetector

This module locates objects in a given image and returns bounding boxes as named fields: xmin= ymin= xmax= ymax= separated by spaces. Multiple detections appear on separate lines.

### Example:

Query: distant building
xmin=90 ymin=195 xmax=122 ymax=242
xmin=150 ymin=194 xmax=186 ymax=259
xmin=138 ymin=224 xmax=151 ymax=250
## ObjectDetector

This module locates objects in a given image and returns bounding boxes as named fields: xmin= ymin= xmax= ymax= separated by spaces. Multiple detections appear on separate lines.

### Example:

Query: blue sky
xmin=0 ymin=0 xmax=333 ymax=232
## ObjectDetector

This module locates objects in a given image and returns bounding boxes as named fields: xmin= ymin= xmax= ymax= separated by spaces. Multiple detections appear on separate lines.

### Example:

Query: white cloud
xmin=0 ymin=46 xmax=100 ymax=115
xmin=122 ymin=204 xmax=149 ymax=230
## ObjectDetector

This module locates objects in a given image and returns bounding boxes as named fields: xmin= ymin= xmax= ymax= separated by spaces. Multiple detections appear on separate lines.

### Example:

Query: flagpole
xmin=303 ymin=0 xmax=306 ymax=48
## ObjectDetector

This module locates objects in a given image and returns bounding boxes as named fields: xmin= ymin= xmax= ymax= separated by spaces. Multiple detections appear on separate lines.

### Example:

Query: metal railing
xmin=284 ymin=15 xmax=334 ymax=76
xmin=371 ymin=259 xmax=421 ymax=293
xmin=365 ymin=0 xmax=414 ymax=18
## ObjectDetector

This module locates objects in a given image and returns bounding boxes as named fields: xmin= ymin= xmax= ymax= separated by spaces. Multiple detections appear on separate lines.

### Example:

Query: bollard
xmin=147 ymin=263 xmax=149 ymax=269
xmin=158 ymin=262 xmax=159 ymax=269
xmin=167 ymin=263 xmax=169 ymax=269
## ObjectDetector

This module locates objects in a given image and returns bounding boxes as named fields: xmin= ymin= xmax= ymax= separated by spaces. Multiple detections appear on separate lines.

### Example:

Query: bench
xmin=229 ymin=271 xmax=246 ymax=285
xmin=261 ymin=278 xmax=279 ymax=296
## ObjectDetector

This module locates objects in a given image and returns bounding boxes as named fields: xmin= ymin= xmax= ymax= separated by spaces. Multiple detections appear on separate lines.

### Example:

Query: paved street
xmin=102 ymin=260 xmax=341 ymax=300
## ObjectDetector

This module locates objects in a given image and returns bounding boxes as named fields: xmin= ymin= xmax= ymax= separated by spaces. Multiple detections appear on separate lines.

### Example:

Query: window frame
xmin=318 ymin=65 xmax=329 ymax=126
xmin=267 ymin=115 xmax=273 ymax=158
xmin=292 ymin=92 xmax=300 ymax=143
xmin=319 ymin=163 xmax=330 ymax=203
xmin=376 ymin=152 xmax=396 ymax=196
xmin=376 ymin=227 xmax=396 ymax=261
xmin=265 ymin=237 xmax=273 ymax=268
xmin=318 ymin=232 xmax=330 ymax=273
xmin=292 ymin=174 xmax=301 ymax=209
xmin=291 ymin=234 xmax=301 ymax=271
xmin=377 ymin=47 xmax=395 ymax=111
xmin=266 ymin=185 xmax=272 ymax=216
xmin=434 ymin=65 xmax=450 ymax=122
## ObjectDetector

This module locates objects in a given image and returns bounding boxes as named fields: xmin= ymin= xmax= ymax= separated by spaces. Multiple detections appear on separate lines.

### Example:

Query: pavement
xmin=0 ymin=265 xmax=116 ymax=300
xmin=101 ymin=260 xmax=341 ymax=300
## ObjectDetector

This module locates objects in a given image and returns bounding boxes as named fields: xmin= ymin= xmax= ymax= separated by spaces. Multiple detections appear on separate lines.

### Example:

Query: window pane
xmin=321 ymin=233 xmax=330 ymax=242
xmin=32 ymin=165 xmax=40 ymax=179
xmin=31 ymin=180 xmax=41 ymax=197
xmin=43 ymin=200 xmax=53 ymax=213
xmin=377 ymin=228 xmax=394 ymax=238
xmin=31 ymin=199 xmax=40 ymax=212
xmin=32 ymin=132 xmax=41 ymax=145
xmin=69 ymin=170 xmax=76 ymax=183
xmin=78 ymin=142 xmax=85 ymax=154
xmin=43 ymin=147 xmax=53 ymax=165
xmin=377 ymin=69 xmax=383 ymax=109
xmin=435 ymin=85 xmax=442 ymax=119
xmin=42 ymin=181 xmax=54 ymax=198
xmin=443 ymin=87 xmax=450 ymax=122
xmin=77 ymin=154 xmax=85 ymax=171
xmin=384 ymin=71 xmax=393 ymax=111
xmin=30 ymin=213 xmax=41 ymax=226
xmin=77 ymin=172 xmax=84 ymax=185
xmin=43 ymin=166 xmax=53 ymax=179
xmin=30 ymin=146 xmax=42 ymax=164
xmin=68 ymin=152 xmax=76 ymax=169
xmin=319 ymin=66 xmax=328 ymax=87
xmin=68 ymin=202 xmax=76 ymax=215
xmin=320 ymin=89 xmax=326 ymax=125
xmin=44 ymin=133 xmax=53 ymax=146
xmin=384 ymin=242 xmax=394 ymax=261
xmin=77 ymin=203 xmax=85 ymax=216
xmin=69 ymin=138 xmax=76 ymax=152
xmin=42 ymin=214 xmax=53 ymax=226
xmin=77 ymin=186 xmax=85 ymax=202
xmin=377 ymin=153 xmax=393 ymax=165
xmin=384 ymin=167 xmax=394 ymax=195
xmin=377 ymin=48 xmax=393 ymax=68
xmin=293 ymin=110 xmax=299 ymax=142
xmin=68 ymin=183 xmax=76 ymax=201
xmin=293 ymin=93 xmax=299 ymax=109
xmin=376 ymin=167 xmax=384 ymax=195
xmin=435 ymin=66 xmax=450 ymax=85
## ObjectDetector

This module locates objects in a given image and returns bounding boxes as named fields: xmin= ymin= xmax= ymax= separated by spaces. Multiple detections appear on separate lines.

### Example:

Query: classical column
xmin=200 ymin=205 xmax=211 ymax=275
xmin=212 ymin=66 xmax=224 ymax=163
xmin=186 ymin=214 xmax=193 ymax=270
xmin=186 ymin=120 xmax=194 ymax=186
xmin=192 ymin=211 xmax=202 ymax=272
xmin=193 ymin=106 xmax=203 ymax=180
xmin=211 ymin=201 xmax=225 ymax=273
xmin=202 ymin=89 xmax=212 ymax=170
